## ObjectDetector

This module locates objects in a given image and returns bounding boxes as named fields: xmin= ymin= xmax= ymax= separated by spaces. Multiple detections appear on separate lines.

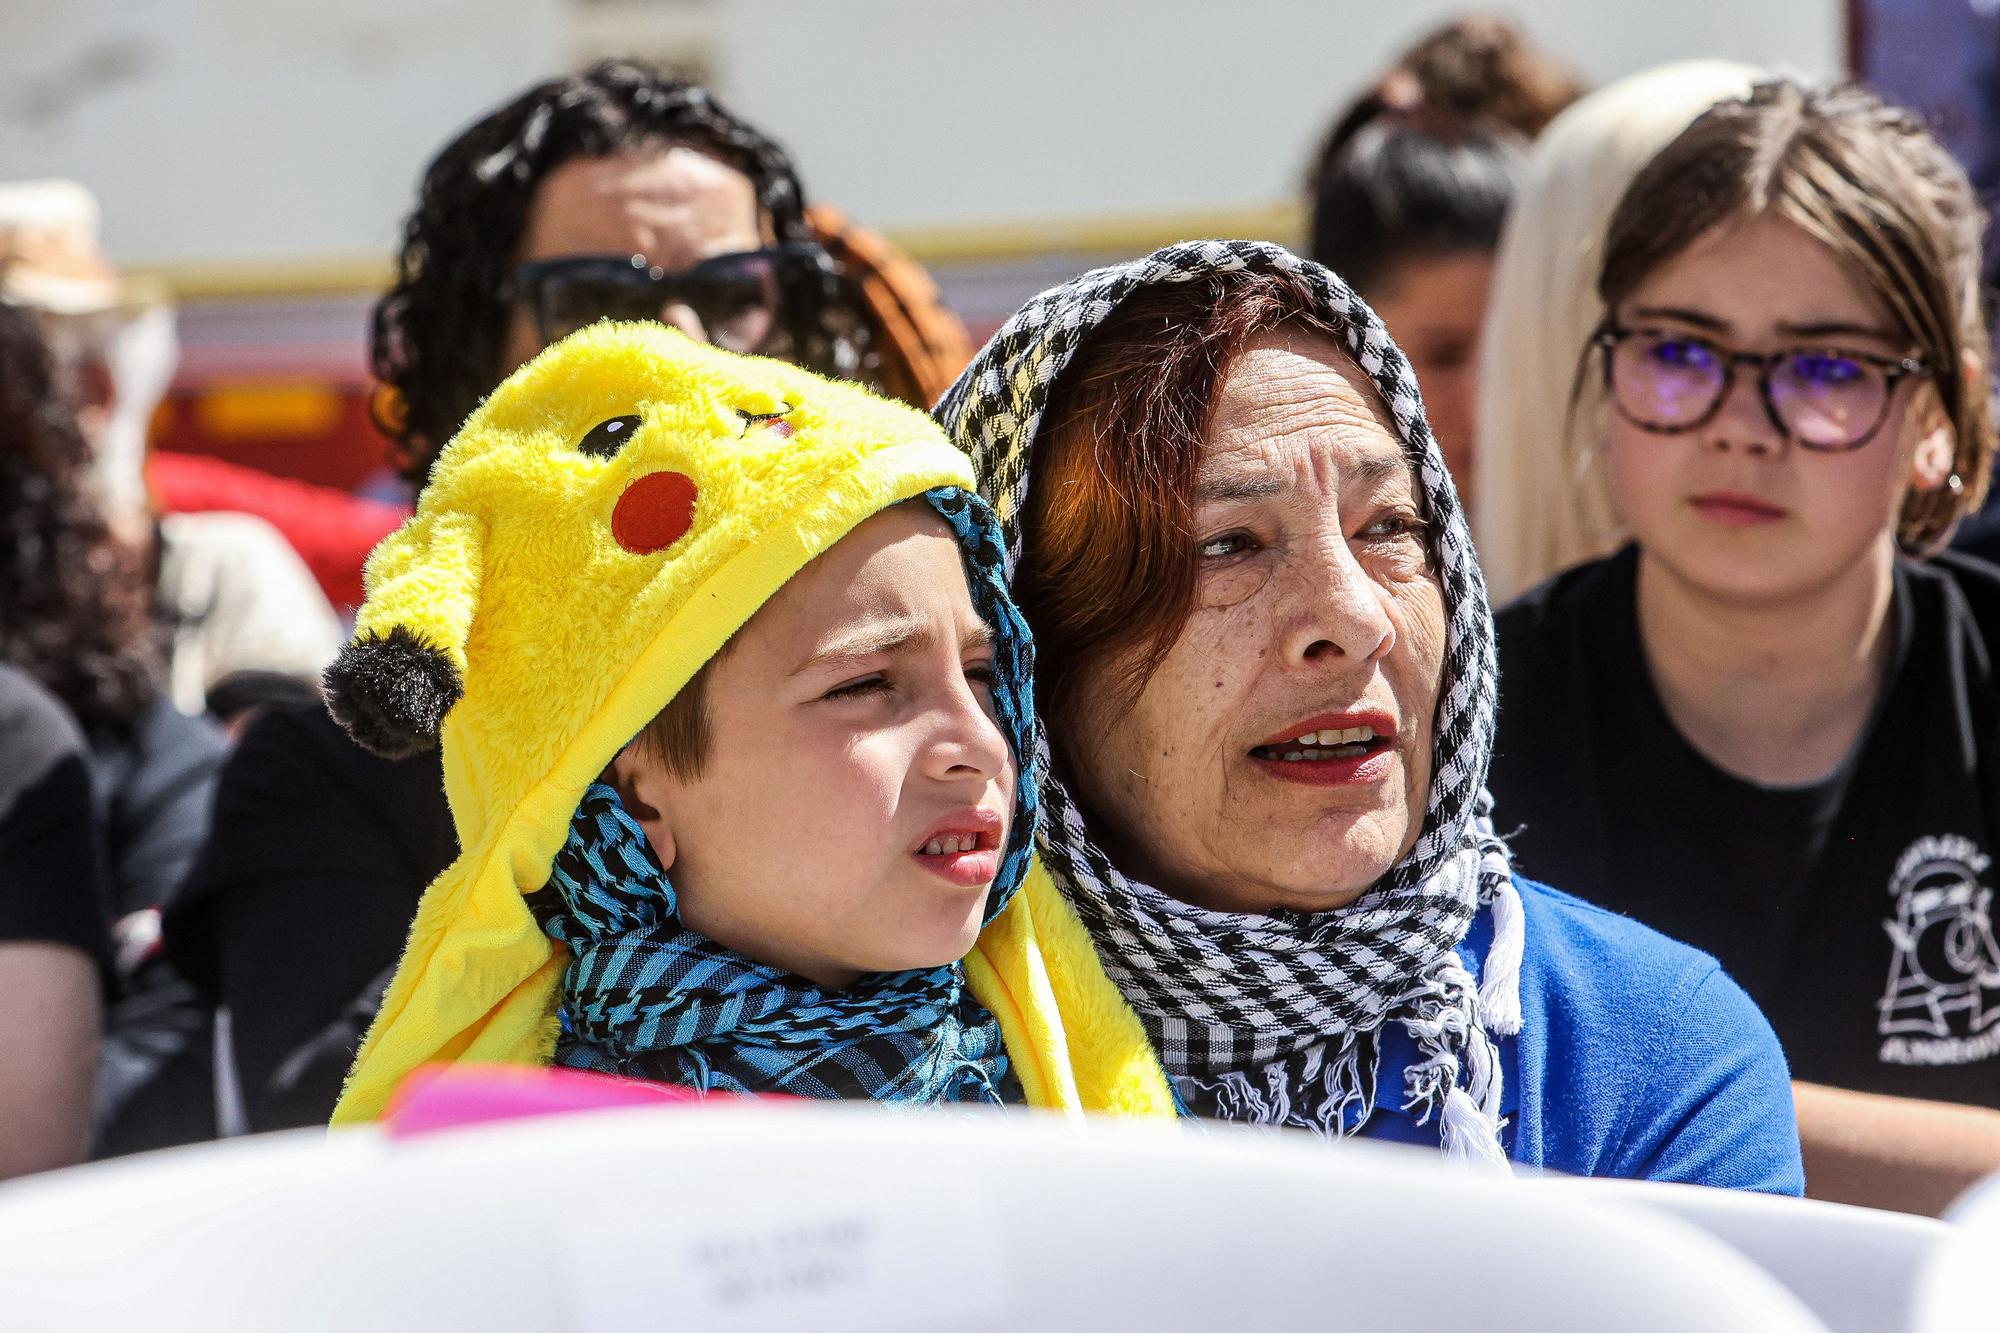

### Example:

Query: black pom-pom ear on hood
xmin=323 ymin=625 xmax=463 ymax=759
xmin=324 ymin=506 xmax=483 ymax=759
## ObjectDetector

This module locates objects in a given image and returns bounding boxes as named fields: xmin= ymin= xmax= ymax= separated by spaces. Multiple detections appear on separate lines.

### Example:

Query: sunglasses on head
xmin=507 ymin=244 xmax=833 ymax=355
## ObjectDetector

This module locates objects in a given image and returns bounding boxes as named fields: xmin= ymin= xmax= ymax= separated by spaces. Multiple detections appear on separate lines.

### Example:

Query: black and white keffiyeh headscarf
xmin=935 ymin=240 xmax=1526 ymax=1166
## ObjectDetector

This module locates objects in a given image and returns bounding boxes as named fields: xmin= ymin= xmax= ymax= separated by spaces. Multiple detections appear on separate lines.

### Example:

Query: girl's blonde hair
xmin=1471 ymin=60 xmax=1761 ymax=603
xmin=1595 ymin=78 xmax=1993 ymax=551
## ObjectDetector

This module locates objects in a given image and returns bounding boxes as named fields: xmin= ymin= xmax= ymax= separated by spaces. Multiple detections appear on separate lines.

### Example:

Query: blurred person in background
xmin=0 ymin=180 xmax=343 ymax=724
xmin=1488 ymin=80 xmax=2000 ymax=1215
xmin=0 ymin=664 xmax=107 ymax=1179
xmin=167 ymin=59 xmax=978 ymax=1134
xmin=1471 ymin=62 xmax=1761 ymax=602
xmin=0 ymin=302 xmax=223 ymax=1155
xmin=1305 ymin=17 xmax=1580 ymax=500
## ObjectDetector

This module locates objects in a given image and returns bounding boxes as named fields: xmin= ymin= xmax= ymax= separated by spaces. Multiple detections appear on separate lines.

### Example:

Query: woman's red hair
xmin=1014 ymin=270 xmax=1347 ymax=739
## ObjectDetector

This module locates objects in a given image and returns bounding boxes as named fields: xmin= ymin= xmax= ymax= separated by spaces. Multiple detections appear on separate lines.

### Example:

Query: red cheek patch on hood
xmin=612 ymin=471 xmax=699 ymax=555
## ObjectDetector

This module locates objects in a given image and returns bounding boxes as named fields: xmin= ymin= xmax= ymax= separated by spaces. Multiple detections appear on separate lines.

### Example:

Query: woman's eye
xmin=1649 ymin=338 xmax=1715 ymax=371
xmin=823 ymin=675 xmax=890 ymax=701
xmin=964 ymin=660 xmax=998 ymax=691
xmin=1358 ymin=512 xmax=1429 ymax=542
xmin=1790 ymin=352 xmax=1865 ymax=387
xmin=1199 ymin=531 xmax=1257 ymax=559
xmin=1417 ymin=334 xmax=1475 ymax=372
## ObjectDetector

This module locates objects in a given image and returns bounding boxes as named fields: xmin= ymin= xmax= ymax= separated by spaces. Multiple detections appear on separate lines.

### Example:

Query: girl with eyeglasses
xmin=1488 ymin=79 xmax=2000 ymax=1212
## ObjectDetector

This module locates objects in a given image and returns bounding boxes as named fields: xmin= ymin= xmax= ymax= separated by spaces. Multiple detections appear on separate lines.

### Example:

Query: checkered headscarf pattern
xmin=936 ymin=240 xmax=1523 ymax=1155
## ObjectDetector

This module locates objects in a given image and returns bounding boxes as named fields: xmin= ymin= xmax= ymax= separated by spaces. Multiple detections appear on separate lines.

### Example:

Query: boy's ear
xmin=323 ymin=509 xmax=483 ymax=759
xmin=606 ymin=746 xmax=677 ymax=871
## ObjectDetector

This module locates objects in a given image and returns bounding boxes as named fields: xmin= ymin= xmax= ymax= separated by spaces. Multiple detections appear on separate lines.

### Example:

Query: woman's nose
xmin=658 ymin=301 xmax=708 ymax=343
xmin=1284 ymin=534 xmax=1397 ymax=668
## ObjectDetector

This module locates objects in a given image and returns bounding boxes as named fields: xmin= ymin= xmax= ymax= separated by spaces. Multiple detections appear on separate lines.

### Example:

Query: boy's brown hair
xmin=632 ymin=640 xmax=732 ymax=779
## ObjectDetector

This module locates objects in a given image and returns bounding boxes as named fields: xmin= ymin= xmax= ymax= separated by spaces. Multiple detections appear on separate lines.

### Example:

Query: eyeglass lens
xmin=1610 ymin=331 xmax=1891 ymax=449
xmin=532 ymin=252 xmax=785 ymax=354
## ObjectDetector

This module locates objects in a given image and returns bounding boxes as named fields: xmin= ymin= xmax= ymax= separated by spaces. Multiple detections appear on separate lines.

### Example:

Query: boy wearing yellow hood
xmin=322 ymin=322 xmax=1173 ymax=1122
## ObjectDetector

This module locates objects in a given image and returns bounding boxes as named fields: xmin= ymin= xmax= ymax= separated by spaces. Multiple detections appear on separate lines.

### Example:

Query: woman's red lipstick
xmin=1249 ymin=710 xmax=1397 ymax=787
xmin=912 ymin=809 xmax=1005 ymax=888
xmin=1689 ymin=490 xmax=1788 ymax=527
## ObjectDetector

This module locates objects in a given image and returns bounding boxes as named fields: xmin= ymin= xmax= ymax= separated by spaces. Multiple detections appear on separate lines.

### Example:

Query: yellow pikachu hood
xmin=324 ymin=322 xmax=1172 ymax=1124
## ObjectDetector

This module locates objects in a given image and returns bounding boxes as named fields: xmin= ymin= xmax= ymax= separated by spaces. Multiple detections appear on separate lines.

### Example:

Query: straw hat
xmin=0 ymin=178 xmax=166 ymax=316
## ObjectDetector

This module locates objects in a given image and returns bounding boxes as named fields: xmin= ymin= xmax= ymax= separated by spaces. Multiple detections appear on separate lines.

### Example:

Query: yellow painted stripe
xmin=130 ymin=256 xmax=394 ymax=299
xmin=192 ymin=382 xmax=347 ymax=437
xmin=885 ymin=202 xmax=1305 ymax=263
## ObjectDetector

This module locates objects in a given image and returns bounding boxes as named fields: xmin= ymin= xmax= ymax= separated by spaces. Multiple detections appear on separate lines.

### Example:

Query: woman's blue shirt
xmin=1360 ymin=875 xmax=1804 ymax=1193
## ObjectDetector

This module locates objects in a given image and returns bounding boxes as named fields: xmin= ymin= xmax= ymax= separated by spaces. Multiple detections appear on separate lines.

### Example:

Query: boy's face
xmin=610 ymin=503 xmax=1017 ymax=990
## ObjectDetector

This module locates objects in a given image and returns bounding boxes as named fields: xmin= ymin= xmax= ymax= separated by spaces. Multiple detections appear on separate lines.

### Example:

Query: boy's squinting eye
xmin=578 ymin=414 xmax=643 ymax=459
xmin=821 ymin=674 xmax=890 ymax=702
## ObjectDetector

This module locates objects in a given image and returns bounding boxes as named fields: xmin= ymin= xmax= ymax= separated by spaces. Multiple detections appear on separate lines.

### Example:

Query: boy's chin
xmin=848 ymin=907 xmax=990 ymax=977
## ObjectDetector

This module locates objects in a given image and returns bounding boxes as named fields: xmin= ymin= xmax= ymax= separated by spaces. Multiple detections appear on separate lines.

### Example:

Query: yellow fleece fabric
xmin=330 ymin=322 xmax=1174 ymax=1124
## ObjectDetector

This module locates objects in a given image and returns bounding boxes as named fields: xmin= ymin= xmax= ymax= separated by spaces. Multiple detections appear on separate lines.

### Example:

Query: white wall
xmin=706 ymin=0 xmax=1842 ymax=234
xmin=0 ymin=0 xmax=1842 ymax=274
xmin=0 ymin=0 xmax=564 ymax=270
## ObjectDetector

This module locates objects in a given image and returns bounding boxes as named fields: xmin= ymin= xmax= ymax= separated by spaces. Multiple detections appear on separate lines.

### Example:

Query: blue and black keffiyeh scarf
xmin=525 ymin=487 xmax=1038 ymax=1106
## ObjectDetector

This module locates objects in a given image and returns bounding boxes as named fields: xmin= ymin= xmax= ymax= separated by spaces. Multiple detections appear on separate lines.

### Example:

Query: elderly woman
xmin=938 ymin=241 xmax=1802 ymax=1186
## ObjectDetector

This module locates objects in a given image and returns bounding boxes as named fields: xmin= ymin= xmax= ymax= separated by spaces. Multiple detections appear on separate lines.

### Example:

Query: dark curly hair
xmin=371 ymin=58 xmax=874 ymax=484
xmin=0 ymin=303 xmax=161 ymax=731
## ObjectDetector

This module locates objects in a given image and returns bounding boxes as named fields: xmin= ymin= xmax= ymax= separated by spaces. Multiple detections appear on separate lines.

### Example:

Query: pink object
xmin=382 ymin=1064 xmax=707 ymax=1139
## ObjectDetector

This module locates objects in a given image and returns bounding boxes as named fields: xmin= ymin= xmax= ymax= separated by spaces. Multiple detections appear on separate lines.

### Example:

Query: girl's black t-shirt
xmin=1491 ymin=545 xmax=2000 ymax=1108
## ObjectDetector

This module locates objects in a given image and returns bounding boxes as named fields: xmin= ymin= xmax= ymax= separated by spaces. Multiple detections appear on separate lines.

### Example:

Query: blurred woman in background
xmin=1471 ymin=61 xmax=1760 ymax=602
xmin=1306 ymin=17 xmax=1578 ymax=501
xmin=1488 ymin=79 xmax=2000 ymax=1214
xmin=0 ymin=302 xmax=224 ymax=1156
xmin=0 ymin=180 xmax=344 ymax=720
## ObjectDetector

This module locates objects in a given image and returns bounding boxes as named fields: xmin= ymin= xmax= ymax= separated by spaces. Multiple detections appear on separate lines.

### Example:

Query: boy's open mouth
xmin=913 ymin=812 xmax=1005 ymax=888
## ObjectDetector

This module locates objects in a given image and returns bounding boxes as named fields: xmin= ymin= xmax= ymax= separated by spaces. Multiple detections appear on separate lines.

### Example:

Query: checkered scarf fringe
xmin=524 ymin=487 xmax=1037 ymax=1106
xmin=934 ymin=240 xmax=1524 ymax=1164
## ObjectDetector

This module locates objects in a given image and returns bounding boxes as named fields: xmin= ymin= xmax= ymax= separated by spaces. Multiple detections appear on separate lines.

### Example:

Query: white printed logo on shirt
xmin=1878 ymin=834 xmax=2000 ymax=1066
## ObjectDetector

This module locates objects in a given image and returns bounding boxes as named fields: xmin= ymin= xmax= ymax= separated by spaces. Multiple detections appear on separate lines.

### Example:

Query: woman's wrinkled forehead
xmin=1199 ymin=332 xmax=1420 ymax=505
xmin=1207 ymin=328 xmax=1409 ymax=454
